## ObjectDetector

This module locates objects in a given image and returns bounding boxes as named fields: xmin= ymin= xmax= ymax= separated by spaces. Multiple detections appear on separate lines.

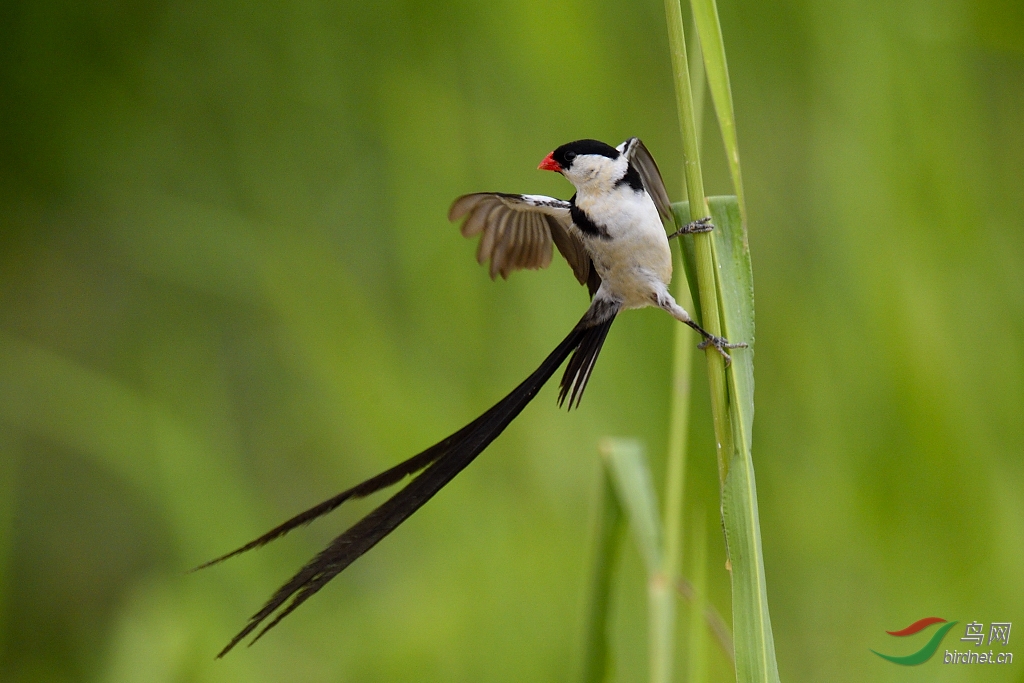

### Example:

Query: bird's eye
xmin=564 ymin=151 xmax=577 ymax=161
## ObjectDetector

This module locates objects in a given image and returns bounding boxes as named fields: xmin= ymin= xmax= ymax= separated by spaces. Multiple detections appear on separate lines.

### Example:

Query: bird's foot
xmin=667 ymin=216 xmax=714 ymax=239
xmin=697 ymin=334 xmax=748 ymax=365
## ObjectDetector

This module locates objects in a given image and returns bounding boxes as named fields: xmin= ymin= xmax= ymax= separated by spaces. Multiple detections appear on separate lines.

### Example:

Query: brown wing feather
xmin=449 ymin=193 xmax=601 ymax=295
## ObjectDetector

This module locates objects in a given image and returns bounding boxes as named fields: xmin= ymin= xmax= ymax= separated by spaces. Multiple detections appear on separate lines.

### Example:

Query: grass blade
xmin=691 ymin=0 xmax=747 ymax=220
xmin=674 ymin=196 xmax=778 ymax=682
xmin=601 ymin=439 xmax=662 ymax=573
xmin=664 ymin=226 xmax=696 ymax=683
xmin=709 ymin=196 xmax=780 ymax=683
xmin=708 ymin=197 xmax=755 ymax=451
xmin=580 ymin=466 xmax=626 ymax=683
xmin=600 ymin=439 xmax=672 ymax=683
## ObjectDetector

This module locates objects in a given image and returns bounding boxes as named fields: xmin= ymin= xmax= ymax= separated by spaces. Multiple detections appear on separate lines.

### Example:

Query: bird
xmin=196 ymin=137 xmax=744 ymax=657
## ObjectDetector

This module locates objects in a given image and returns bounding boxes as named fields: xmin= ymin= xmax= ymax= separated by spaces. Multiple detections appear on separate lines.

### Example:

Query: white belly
xmin=575 ymin=189 xmax=673 ymax=309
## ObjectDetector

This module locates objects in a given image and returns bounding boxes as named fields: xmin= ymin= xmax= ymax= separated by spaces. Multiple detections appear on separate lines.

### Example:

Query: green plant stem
xmin=660 ymin=19 xmax=705 ymax=661
xmin=689 ymin=17 xmax=707 ymax=149
xmin=664 ymin=0 xmax=734 ymax=485
xmin=654 ymin=272 xmax=694 ymax=683
xmin=671 ymin=3 xmax=782 ymax=680
xmin=656 ymin=11 xmax=697 ymax=677
xmin=657 ymin=103 xmax=703 ymax=683
xmin=662 ymin=286 xmax=693 ymax=591
xmin=686 ymin=511 xmax=710 ymax=683
xmin=664 ymin=0 xmax=704 ymax=214
xmin=691 ymin=0 xmax=746 ymax=222
xmin=655 ymin=3 xmax=735 ymax=682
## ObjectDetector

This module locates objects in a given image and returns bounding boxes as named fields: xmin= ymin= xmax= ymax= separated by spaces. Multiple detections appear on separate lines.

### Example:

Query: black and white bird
xmin=198 ymin=138 xmax=743 ymax=657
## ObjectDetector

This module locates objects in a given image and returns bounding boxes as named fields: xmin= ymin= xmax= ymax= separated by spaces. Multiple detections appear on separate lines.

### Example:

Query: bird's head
xmin=538 ymin=139 xmax=628 ymax=192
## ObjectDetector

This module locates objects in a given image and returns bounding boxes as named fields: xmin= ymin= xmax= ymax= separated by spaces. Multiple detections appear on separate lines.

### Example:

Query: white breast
xmin=574 ymin=186 xmax=673 ymax=309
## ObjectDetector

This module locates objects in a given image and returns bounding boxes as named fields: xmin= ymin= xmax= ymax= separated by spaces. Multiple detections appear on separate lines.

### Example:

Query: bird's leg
xmin=667 ymin=216 xmax=714 ymax=240
xmin=695 ymin=332 xmax=748 ymax=364
xmin=654 ymin=291 xmax=747 ymax=364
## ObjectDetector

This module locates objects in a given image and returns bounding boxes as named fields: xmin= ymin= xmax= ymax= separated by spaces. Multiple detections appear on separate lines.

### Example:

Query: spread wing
xmin=620 ymin=138 xmax=674 ymax=224
xmin=448 ymin=193 xmax=600 ymax=295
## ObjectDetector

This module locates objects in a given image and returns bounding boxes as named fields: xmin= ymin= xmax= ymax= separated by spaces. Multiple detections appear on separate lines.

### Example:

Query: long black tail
xmin=205 ymin=305 xmax=619 ymax=657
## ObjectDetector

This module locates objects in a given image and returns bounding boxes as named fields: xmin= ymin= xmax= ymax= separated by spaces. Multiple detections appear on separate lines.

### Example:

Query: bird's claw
xmin=668 ymin=216 xmax=714 ymax=239
xmin=697 ymin=334 xmax=748 ymax=365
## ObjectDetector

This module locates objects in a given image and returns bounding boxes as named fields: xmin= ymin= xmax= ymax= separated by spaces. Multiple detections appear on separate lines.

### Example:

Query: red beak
xmin=537 ymin=152 xmax=562 ymax=172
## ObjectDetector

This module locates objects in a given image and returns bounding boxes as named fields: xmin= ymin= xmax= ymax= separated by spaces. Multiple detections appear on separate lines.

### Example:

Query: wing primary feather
xmin=522 ymin=214 xmax=540 ymax=269
xmin=503 ymin=212 xmax=527 ymax=277
xmin=532 ymin=218 xmax=547 ymax=268
xmin=474 ymin=201 xmax=501 ymax=265
xmin=535 ymin=214 xmax=554 ymax=268
xmin=448 ymin=193 xmax=482 ymax=222
xmin=214 ymin=306 xmax=618 ymax=657
xmin=451 ymin=193 xmax=584 ymax=284
xmin=518 ymin=213 xmax=538 ymax=271
xmin=463 ymin=198 xmax=496 ymax=240
xmin=489 ymin=208 xmax=515 ymax=279
xmin=522 ymin=214 xmax=538 ymax=269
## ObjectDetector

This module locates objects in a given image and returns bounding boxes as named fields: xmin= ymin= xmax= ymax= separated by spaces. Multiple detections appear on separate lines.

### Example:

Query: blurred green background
xmin=1 ymin=0 xmax=1022 ymax=681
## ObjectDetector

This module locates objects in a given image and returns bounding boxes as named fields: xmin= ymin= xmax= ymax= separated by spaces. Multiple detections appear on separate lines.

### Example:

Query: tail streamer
xmin=200 ymin=305 xmax=620 ymax=656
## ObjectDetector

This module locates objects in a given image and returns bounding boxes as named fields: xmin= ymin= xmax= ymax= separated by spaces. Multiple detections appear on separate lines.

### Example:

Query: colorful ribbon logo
xmin=872 ymin=617 xmax=958 ymax=665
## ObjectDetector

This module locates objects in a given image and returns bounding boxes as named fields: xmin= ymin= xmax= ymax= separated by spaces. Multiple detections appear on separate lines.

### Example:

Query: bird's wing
xmin=621 ymin=138 xmax=674 ymax=224
xmin=449 ymin=193 xmax=599 ymax=294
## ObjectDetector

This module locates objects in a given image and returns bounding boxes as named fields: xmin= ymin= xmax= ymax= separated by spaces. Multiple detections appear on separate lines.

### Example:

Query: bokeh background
xmin=1 ymin=0 xmax=1022 ymax=681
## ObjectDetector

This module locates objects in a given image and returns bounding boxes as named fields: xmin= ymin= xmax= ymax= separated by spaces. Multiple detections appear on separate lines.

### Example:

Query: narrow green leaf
xmin=676 ymin=196 xmax=777 ymax=682
xmin=706 ymin=197 xmax=780 ymax=683
xmin=673 ymin=196 xmax=754 ymax=447
xmin=691 ymin=0 xmax=747 ymax=221
xmin=600 ymin=439 xmax=673 ymax=683
xmin=580 ymin=467 xmax=626 ymax=683
xmin=708 ymin=196 xmax=755 ymax=452
xmin=600 ymin=439 xmax=662 ymax=574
